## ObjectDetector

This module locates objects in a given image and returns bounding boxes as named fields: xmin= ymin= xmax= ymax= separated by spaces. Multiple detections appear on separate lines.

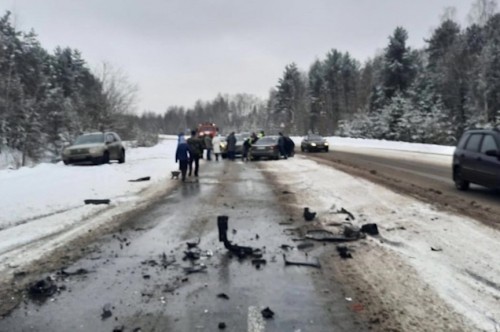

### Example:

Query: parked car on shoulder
xmin=62 ymin=132 xmax=126 ymax=165
xmin=452 ymin=129 xmax=500 ymax=190
xmin=300 ymin=134 xmax=329 ymax=152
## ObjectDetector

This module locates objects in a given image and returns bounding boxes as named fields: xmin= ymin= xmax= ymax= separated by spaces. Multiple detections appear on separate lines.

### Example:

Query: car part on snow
xmin=336 ymin=245 xmax=353 ymax=259
xmin=217 ymin=293 xmax=230 ymax=300
xmin=337 ymin=207 xmax=355 ymax=221
xmin=217 ymin=215 xmax=262 ymax=259
xmin=101 ymin=303 xmax=113 ymax=320
xmin=28 ymin=277 xmax=58 ymax=301
xmin=303 ymin=207 xmax=316 ymax=221
xmin=361 ymin=223 xmax=379 ymax=235
xmin=128 ymin=176 xmax=151 ymax=182
xmin=261 ymin=307 xmax=275 ymax=319
xmin=171 ymin=171 xmax=180 ymax=179
xmin=431 ymin=247 xmax=443 ymax=252
xmin=183 ymin=263 xmax=207 ymax=274
xmin=297 ymin=242 xmax=315 ymax=250
xmin=84 ymin=199 xmax=110 ymax=205
xmin=305 ymin=229 xmax=361 ymax=242
xmin=283 ymin=253 xmax=321 ymax=268
xmin=186 ymin=237 xmax=200 ymax=248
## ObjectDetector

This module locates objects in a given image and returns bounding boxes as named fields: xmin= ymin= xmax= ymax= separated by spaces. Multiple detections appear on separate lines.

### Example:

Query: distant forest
xmin=2 ymin=0 xmax=500 ymax=166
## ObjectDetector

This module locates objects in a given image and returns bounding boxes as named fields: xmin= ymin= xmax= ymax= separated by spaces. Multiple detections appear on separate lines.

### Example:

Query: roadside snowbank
xmin=262 ymin=156 xmax=499 ymax=332
xmin=0 ymin=137 xmax=180 ymax=266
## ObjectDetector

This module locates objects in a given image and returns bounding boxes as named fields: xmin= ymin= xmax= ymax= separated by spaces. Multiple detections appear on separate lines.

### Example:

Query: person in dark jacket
xmin=278 ymin=132 xmax=287 ymax=159
xmin=242 ymin=137 xmax=251 ymax=161
xmin=204 ymin=135 xmax=213 ymax=161
xmin=284 ymin=136 xmax=295 ymax=157
xmin=226 ymin=132 xmax=237 ymax=161
xmin=187 ymin=130 xmax=203 ymax=177
xmin=175 ymin=133 xmax=191 ymax=181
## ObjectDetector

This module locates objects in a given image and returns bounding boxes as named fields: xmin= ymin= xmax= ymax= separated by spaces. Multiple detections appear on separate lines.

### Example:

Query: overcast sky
xmin=2 ymin=0 xmax=476 ymax=113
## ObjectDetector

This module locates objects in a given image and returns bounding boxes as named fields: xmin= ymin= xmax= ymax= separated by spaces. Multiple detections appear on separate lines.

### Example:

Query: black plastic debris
xmin=142 ymin=274 xmax=151 ymax=280
xmin=283 ymin=254 xmax=321 ymax=268
xmin=336 ymin=245 xmax=353 ymax=259
xmin=280 ymin=244 xmax=293 ymax=251
xmin=305 ymin=229 xmax=360 ymax=242
xmin=183 ymin=249 xmax=201 ymax=261
xmin=112 ymin=326 xmax=124 ymax=332
xmin=218 ymin=322 xmax=227 ymax=329
xmin=128 ymin=176 xmax=151 ymax=182
xmin=297 ymin=242 xmax=314 ymax=250
xmin=161 ymin=253 xmax=176 ymax=268
xmin=217 ymin=216 xmax=262 ymax=259
xmin=252 ymin=259 xmax=267 ymax=269
xmin=28 ymin=277 xmax=57 ymax=301
xmin=84 ymin=199 xmax=110 ymax=205
xmin=58 ymin=268 xmax=89 ymax=277
xmin=183 ymin=264 xmax=207 ymax=274
xmin=337 ymin=207 xmax=355 ymax=220
xmin=343 ymin=226 xmax=362 ymax=239
xmin=361 ymin=223 xmax=379 ymax=235
xmin=431 ymin=247 xmax=443 ymax=252
xmin=101 ymin=303 xmax=113 ymax=320
xmin=187 ymin=238 xmax=200 ymax=249
xmin=261 ymin=307 xmax=275 ymax=319
xmin=217 ymin=293 xmax=230 ymax=300
xmin=303 ymin=207 xmax=316 ymax=221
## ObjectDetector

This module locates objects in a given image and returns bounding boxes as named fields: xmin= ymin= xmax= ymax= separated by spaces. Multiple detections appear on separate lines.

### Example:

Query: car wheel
xmin=118 ymin=149 xmax=125 ymax=164
xmin=453 ymin=167 xmax=470 ymax=191
xmin=324 ymin=147 xmax=329 ymax=152
xmin=63 ymin=160 xmax=69 ymax=165
xmin=301 ymin=146 xmax=304 ymax=152
xmin=102 ymin=152 xmax=110 ymax=164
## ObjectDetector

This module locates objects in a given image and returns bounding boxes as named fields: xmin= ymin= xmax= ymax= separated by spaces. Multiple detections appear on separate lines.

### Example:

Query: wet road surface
xmin=306 ymin=149 xmax=500 ymax=229
xmin=0 ymin=159 xmax=365 ymax=331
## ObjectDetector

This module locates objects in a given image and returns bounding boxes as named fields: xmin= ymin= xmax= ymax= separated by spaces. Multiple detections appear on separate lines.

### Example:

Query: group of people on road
xmin=175 ymin=129 xmax=293 ymax=181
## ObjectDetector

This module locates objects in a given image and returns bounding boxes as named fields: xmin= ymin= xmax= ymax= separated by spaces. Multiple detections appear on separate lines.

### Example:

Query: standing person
xmin=175 ymin=133 xmax=191 ymax=182
xmin=242 ymin=137 xmax=251 ymax=162
xmin=278 ymin=132 xmax=287 ymax=159
xmin=284 ymin=135 xmax=295 ymax=157
xmin=212 ymin=134 xmax=222 ymax=161
xmin=187 ymin=130 xmax=203 ymax=177
xmin=258 ymin=130 xmax=265 ymax=139
xmin=204 ymin=135 xmax=213 ymax=161
xmin=226 ymin=132 xmax=237 ymax=161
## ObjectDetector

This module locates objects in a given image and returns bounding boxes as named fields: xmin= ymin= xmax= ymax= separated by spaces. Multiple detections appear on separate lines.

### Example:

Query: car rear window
xmin=480 ymin=135 xmax=498 ymax=154
xmin=254 ymin=137 xmax=277 ymax=145
xmin=464 ymin=134 xmax=482 ymax=152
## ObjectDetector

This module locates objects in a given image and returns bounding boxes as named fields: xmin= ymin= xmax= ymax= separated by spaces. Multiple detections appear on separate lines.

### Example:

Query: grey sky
xmin=3 ymin=0 xmax=476 ymax=113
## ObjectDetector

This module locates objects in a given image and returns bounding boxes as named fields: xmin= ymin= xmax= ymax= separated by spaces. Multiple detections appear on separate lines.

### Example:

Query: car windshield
xmin=254 ymin=137 xmax=278 ymax=145
xmin=308 ymin=134 xmax=323 ymax=140
xmin=74 ymin=133 xmax=105 ymax=145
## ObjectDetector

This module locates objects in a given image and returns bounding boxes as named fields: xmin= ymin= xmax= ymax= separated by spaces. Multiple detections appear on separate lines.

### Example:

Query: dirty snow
xmin=0 ymin=136 xmax=180 ymax=272
xmin=261 ymin=156 xmax=500 ymax=332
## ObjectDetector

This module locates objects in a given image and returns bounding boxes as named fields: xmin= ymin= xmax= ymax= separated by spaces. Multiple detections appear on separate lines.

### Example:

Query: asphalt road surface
xmin=305 ymin=149 xmax=500 ymax=230
xmin=0 ymin=160 xmax=366 ymax=332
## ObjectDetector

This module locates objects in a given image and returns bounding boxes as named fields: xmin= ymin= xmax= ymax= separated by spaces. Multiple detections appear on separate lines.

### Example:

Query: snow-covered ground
xmin=0 ymin=136 xmax=180 ymax=273
xmin=261 ymin=156 xmax=500 ymax=332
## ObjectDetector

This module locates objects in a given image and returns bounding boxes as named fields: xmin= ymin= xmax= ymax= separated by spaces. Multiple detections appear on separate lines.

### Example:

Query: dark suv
xmin=452 ymin=129 xmax=500 ymax=190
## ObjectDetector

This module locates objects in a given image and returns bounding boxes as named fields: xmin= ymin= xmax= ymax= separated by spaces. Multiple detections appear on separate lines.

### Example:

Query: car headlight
xmin=311 ymin=142 xmax=317 ymax=146
xmin=62 ymin=149 xmax=69 ymax=156
xmin=324 ymin=142 xmax=329 ymax=146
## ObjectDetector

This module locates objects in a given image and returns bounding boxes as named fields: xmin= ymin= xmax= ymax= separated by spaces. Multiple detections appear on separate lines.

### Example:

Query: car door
xmin=478 ymin=134 xmax=500 ymax=187
xmin=460 ymin=133 xmax=483 ymax=183
xmin=105 ymin=133 xmax=118 ymax=159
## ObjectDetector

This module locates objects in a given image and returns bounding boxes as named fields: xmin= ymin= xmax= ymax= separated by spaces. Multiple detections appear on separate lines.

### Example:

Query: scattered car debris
xmin=128 ymin=176 xmax=151 ymax=182
xmin=361 ymin=223 xmax=379 ymax=235
xmin=184 ymin=249 xmax=201 ymax=261
xmin=261 ymin=307 xmax=275 ymax=319
xmin=280 ymin=244 xmax=293 ymax=251
xmin=337 ymin=207 xmax=355 ymax=220
xmin=57 ymin=268 xmax=89 ymax=277
xmin=283 ymin=254 xmax=321 ymax=268
xmin=187 ymin=237 xmax=200 ymax=248
xmin=217 ymin=293 xmax=230 ymax=300
xmin=161 ymin=253 xmax=176 ymax=268
xmin=101 ymin=303 xmax=113 ymax=320
xmin=252 ymin=259 xmax=267 ymax=269
xmin=303 ymin=207 xmax=316 ymax=221
xmin=183 ymin=263 xmax=207 ymax=274
xmin=218 ymin=322 xmax=227 ymax=329
xmin=142 ymin=274 xmax=151 ymax=280
xmin=431 ymin=247 xmax=443 ymax=252
xmin=84 ymin=199 xmax=110 ymax=205
xmin=217 ymin=216 xmax=262 ymax=259
xmin=28 ymin=277 xmax=58 ymax=301
xmin=112 ymin=326 xmax=124 ymax=332
xmin=297 ymin=242 xmax=314 ymax=250
xmin=171 ymin=171 xmax=180 ymax=179
xmin=282 ymin=190 xmax=292 ymax=194
xmin=305 ymin=229 xmax=360 ymax=242
xmin=336 ymin=245 xmax=353 ymax=259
